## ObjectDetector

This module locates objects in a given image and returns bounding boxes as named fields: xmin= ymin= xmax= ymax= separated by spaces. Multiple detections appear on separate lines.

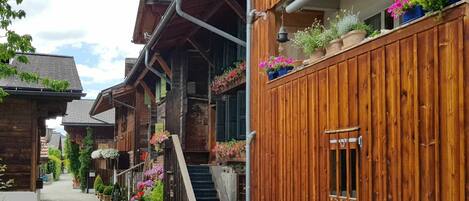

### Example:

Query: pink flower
xmin=387 ymin=0 xmax=412 ymax=19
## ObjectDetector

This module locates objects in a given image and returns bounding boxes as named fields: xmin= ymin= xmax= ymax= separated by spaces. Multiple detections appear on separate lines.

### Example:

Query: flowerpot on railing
xmin=326 ymin=39 xmax=343 ymax=56
xmin=402 ymin=5 xmax=425 ymax=24
xmin=103 ymin=195 xmax=111 ymax=201
xmin=341 ymin=30 xmax=367 ymax=49
xmin=268 ymin=71 xmax=278 ymax=81
xmin=277 ymin=66 xmax=294 ymax=77
xmin=309 ymin=48 xmax=325 ymax=63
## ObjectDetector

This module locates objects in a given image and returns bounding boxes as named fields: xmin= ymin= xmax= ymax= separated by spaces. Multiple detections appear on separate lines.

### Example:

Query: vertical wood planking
xmin=299 ymin=77 xmax=309 ymax=201
xmin=318 ymin=69 xmax=329 ymax=201
xmin=308 ymin=73 xmax=319 ymax=201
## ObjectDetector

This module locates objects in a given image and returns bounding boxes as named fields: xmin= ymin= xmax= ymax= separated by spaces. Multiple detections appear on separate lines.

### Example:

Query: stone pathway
xmin=40 ymin=173 xmax=98 ymax=201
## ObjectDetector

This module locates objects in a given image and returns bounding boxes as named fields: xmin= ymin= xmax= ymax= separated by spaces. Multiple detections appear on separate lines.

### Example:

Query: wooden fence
xmin=250 ymin=2 xmax=469 ymax=201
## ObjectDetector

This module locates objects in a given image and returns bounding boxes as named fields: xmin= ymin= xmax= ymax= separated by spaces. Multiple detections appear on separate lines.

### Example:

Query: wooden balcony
xmin=250 ymin=2 xmax=469 ymax=201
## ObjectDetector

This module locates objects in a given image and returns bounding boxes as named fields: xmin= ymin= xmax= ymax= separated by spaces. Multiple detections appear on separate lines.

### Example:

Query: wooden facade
xmin=249 ymin=2 xmax=469 ymax=201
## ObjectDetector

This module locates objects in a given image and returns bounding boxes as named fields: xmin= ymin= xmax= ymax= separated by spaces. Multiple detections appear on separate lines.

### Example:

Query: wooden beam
xmin=155 ymin=55 xmax=173 ymax=79
xmin=185 ymin=1 xmax=225 ymax=40
xmin=139 ymin=81 xmax=156 ymax=101
xmin=223 ymin=0 xmax=246 ymax=23
xmin=187 ymin=38 xmax=215 ymax=69
xmin=133 ymin=68 xmax=149 ymax=87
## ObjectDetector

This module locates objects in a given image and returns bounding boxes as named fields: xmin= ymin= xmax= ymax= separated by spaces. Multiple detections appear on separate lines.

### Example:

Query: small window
xmin=364 ymin=11 xmax=395 ymax=31
xmin=328 ymin=133 xmax=360 ymax=201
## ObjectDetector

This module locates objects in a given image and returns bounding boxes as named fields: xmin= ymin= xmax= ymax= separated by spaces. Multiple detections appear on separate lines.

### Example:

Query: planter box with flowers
xmin=149 ymin=130 xmax=170 ymax=155
xmin=388 ymin=0 xmax=461 ymax=25
xmin=130 ymin=164 xmax=165 ymax=201
xmin=210 ymin=61 xmax=246 ymax=95
xmin=259 ymin=56 xmax=294 ymax=81
xmin=213 ymin=140 xmax=246 ymax=164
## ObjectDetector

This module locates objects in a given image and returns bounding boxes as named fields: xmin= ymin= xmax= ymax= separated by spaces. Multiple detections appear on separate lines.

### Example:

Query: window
xmin=215 ymin=90 xmax=246 ymax=141
xmin=328 ymin=130 xmax=360 ymax=201
xmin=364 ymin=10 xmax=395 ymax=31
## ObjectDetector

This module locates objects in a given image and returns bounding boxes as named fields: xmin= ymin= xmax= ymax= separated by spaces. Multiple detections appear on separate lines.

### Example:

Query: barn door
xmin=326 ymin=127 xmax=361 ymax=201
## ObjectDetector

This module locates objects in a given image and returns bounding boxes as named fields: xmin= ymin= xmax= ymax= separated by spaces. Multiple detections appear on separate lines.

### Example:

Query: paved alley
xmin=40 ymin=174 xmax=98 ymax=201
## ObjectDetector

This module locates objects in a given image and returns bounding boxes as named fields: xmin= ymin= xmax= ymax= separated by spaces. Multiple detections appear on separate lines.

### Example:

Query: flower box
xmin=403 ymin=5 xmax=425 ymax=24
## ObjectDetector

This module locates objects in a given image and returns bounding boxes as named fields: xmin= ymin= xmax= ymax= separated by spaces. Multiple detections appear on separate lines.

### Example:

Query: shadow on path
xmin=40 ymin=173 xmax=98 ymax=201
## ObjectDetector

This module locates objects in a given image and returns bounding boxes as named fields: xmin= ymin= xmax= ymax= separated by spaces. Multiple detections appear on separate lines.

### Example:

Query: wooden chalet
xmin=248 ymin=0 xmax=469 ymax=201
xmin=90 ymin=58 xmax=153 ymax=168
xmin=62 ymin=99 xmax=115 ymax=182
xmin=0 ymin=53 xmax=83 ymax=196
xmin=128 ymin=0 xmax=247 ymax=165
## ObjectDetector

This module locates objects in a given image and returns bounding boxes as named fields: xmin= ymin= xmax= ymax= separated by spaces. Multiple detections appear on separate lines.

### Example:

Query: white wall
xmin=339 ymin=0 xmax=392 ymax=20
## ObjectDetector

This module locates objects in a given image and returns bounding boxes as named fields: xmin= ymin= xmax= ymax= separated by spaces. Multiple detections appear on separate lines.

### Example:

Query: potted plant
xmin=292 ymin=20 xmax=326 ymax=63
xmin=336 ymin=10 xmax=371 ymax=49
xmin=321 ymin=25 xmax=342 ymax=56
xmin=388 ymin=0 xmax=425 ymax=24
xmin=93 ymin=175 xmax=103 ymax=195
xmin=103 ymin=185 xmax=113 ymax=201
xmin=259 ymin=59 xmax=278 ymax=80
xmin=150 ymin=130 xmax=170 ymax=154
xmin=98 ymin=184 xmax=105 ymax=200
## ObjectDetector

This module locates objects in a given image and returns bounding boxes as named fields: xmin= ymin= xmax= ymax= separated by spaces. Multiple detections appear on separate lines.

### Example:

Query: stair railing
xmin=163 ymin=135 xmax=196 ymax=201
xmin=115 ymin=162 xmax=145 ymax=200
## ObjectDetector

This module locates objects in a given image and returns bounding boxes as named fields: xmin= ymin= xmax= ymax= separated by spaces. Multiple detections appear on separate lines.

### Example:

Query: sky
xmin=11 ymin=0 xmax=143 ymax=134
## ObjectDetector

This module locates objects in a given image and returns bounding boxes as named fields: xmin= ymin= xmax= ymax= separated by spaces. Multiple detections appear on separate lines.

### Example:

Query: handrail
xmin=116 ymin=162 xmax=145 ymax=176
xmin=171 ymin=135 xmax=197 ymax=201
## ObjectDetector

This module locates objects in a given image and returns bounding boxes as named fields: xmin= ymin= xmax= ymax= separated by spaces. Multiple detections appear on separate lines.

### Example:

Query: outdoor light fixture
xmin=277 ymin=10 xmax=289 ymax=43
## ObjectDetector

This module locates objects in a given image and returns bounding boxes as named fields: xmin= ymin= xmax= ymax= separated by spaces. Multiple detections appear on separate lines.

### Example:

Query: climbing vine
xmin=79 ymin=127 xmax=93 ymax=192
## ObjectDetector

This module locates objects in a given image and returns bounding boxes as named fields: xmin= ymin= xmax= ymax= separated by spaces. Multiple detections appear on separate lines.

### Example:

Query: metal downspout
xmin=246 ymin=2 xmax=256 ymax=200
xmin=285 ymin=0 xmax=310 ymax=13
xmin=145 ymin=49 xmax=171 ymax=85
xmin=174 ymin=0 xmax=246 ymax=47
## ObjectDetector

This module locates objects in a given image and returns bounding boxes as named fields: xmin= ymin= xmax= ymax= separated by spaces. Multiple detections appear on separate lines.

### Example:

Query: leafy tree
xmin=0 ymin=0 xmax=69 ymax=102
xmin=64 ymin=136 xmax=80 ymax=179
xmin=48 ymin=155 xmax=62 ymax=181
xmin=48 ymin=147 xmax=62 ymax=159
xmin=79 ymin=127 xmax=93 ymax=192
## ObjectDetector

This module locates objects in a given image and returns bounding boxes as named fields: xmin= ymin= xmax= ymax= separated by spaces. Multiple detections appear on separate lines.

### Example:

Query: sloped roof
xmin=62 ymin=99 xmax=115 ymax=126
xmin=47 ymin=132 xmax=62 ymax=149
xmin=0 ymin=53 xmax=83 ymax=92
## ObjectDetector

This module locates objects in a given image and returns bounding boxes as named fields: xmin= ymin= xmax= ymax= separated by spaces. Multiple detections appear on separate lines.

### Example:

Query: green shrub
xmin=79 ymin=128 xmax=93 ymax=192
xmin=144 ymin=181 xmax=164 ymax=201
xmin=48 ymin=148 xmax=62 ymax=159
xmin=292 ymin=20 xmax=326 ymax=54
xmin=93 ymin=175 xmax=103 ymax=190
xmin=103 ymin=185 xmax=113 ymax=195
xmin=64 ymin=137 xmax=80 ymax=179
xmin=98 ymin=184 xmax=105 ymax=193
xmin=48 ymin=155 xmax=62 ymax=181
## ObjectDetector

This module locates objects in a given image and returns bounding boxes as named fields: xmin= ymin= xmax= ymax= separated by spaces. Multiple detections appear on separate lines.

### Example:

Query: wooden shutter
xmin=237 ymin=90 xmax=246 ymax=139
xmin=216 ymin=100 xmax=226 ymax=141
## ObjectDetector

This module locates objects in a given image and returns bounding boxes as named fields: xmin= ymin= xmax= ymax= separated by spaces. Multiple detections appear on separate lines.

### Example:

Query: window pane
xmin=340 ymin=149 xmax=347 ymax=197
xmin=350 ymin=149 xmax=357 ymax=198
xmin=330 ymin=150 xmax=337 ymax=195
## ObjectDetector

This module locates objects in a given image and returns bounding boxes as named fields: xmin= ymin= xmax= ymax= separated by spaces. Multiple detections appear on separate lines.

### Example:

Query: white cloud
xmin=46 ymin=117 xmax=65 ymax=134
xmin=11 ymin=0 xmax=145 ymax=131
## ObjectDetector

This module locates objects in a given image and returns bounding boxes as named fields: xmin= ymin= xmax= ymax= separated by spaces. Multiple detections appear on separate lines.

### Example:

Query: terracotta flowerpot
xmin=103 ymin=195 xmax=111 ymax=201
xmin=341 ymin=30 xmax=367 ymax=49
xmin=309 ymin=48 xmax=325 ymax=63
xmin=325 ymin=39 xmax=343 ymax=56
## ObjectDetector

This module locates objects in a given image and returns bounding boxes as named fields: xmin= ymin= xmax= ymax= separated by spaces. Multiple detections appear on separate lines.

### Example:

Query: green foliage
xmin=93 ymin=175 xmax=103 ymax=190
xmin=411 ymin=0 xmax=447 ymax=11
xmin=350 ymin=23 xmax=373 ymax=36
xmin=79 ymin=127 xmax=93 ymax=192
xmin=0 ymin=0 xmax=70 ymax=102
xmin=48 ymin=155 xmax=62 ymax=181
xmin=103 ymin=185 xmax=113 ymax=195
xmin=48 ymin=147 xmax=62 ymax=159
xmin=0 ymin=158 xmax=13 ymax=190
xmin=143 ymin=181 xmax=164 ymax=201
xmin=320 ymin=27 xmax=339 ymax=45
xmin=64 ymin=136 xmax=80 ymax=178
xmin=98 ymin=184 xmax=105 ymax=193
xmin=292 ymin=20 xmax=327 ymax=54
xmin=336 ymin=10 xmax=361 ymax=36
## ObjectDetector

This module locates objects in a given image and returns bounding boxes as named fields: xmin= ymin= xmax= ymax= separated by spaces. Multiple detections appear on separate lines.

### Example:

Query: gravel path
xmin=40 ymin=173 xmax=98 ymax=201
